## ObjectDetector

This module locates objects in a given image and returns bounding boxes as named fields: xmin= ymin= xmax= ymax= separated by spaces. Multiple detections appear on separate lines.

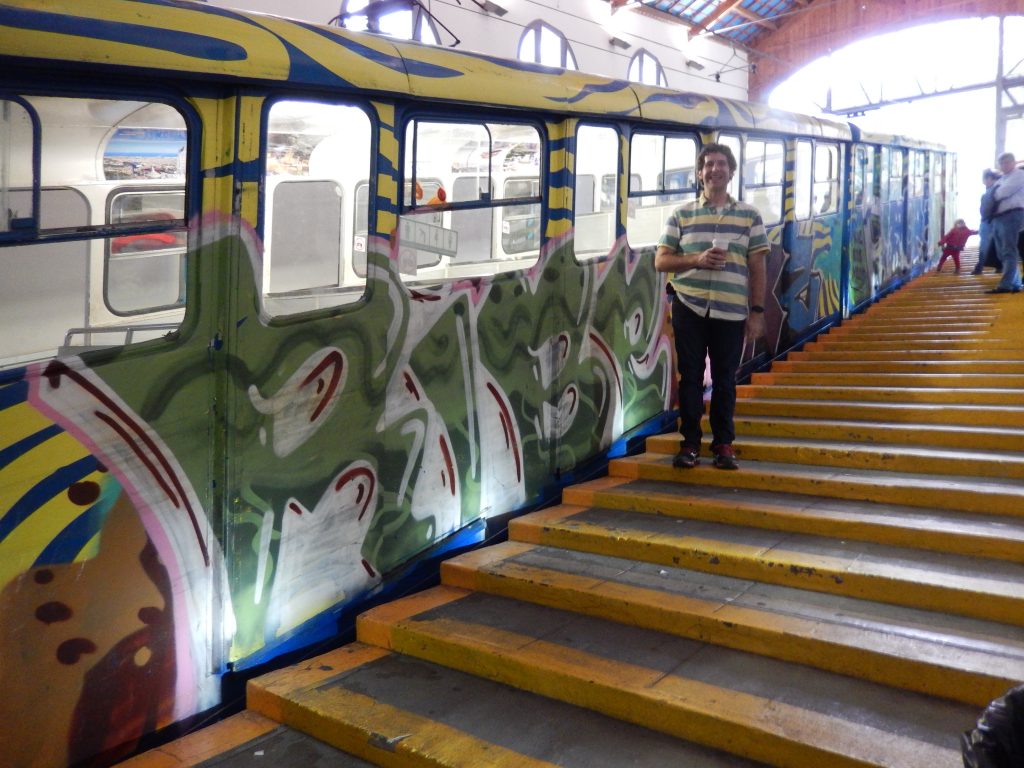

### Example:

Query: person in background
xmin=655 ymin=143 xmax=769 ymax=471
xmin=935 ymin=219 xmax=977 ymax=274
xmin=987 ymin=152 xmax=1024 ymax=294
xmin=972 ymin=169 xmax=1002 ymax=275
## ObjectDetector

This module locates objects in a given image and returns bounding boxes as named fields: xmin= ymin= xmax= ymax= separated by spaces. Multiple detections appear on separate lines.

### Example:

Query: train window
xmin=717 ymin=134 xmax=741 ymax=200
xmin=574 ymin=124 xmax=618 ymax=261
xmin=742 ymin=138 xmax=784 ymax=225
xmin=814 ymin=143 xmax=839 ymax=215
xmin=1 ymin=99 xmax=36 ymax=233
xmin=888 ymin=150 xmax=904 ymax=202
xmin=402 ymin=118 xmax=542 ymax=281
xmin=626 ymin=132 xmax=697 ymax=247
xmin=107 ymin=188 xmax=187 ymax=314
xmin=262 ymin=100 xmax=372 ymax=316
xmin=0 ymin=95 xmax=189 ymax=368
xmin=910 ymin=151 xmax=925 ymax=197
xmin=854 ymin=146 xmax=876 ymax=206
xmin=794 ymin=140 xmax=812 ymax=220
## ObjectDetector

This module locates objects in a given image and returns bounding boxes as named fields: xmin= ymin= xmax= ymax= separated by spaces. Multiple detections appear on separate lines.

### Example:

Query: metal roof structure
xmin=623 ymin=0 xmax=811 ymax=48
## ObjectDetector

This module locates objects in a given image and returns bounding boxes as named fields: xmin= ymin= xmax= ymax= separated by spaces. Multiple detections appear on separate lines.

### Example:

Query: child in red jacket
xmin=936 ymin=219 xmax=978 ymax=273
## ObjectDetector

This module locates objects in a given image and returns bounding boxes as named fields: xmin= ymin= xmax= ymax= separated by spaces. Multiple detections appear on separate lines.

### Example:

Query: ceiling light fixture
xmin=609 ymin=36 xmax=630 ymax=49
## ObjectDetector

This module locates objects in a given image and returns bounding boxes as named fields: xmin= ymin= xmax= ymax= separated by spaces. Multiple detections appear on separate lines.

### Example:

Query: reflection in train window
xmin=401 ymin=118 xmax=543 ymax=282
xmin=107 ymin=188 xmax=187 ymax=314
xmin=262 ymin=99 xmax=372 ymax=316
xmin=574 ymin=124 xmax=618 ymax=261
xmin=0 ymin=95 xmax=189 ymax=367
xmin=742 ymin=138 xmax=784 ymax=225
xmin=814 ymin=142 xmax=839 ymax=215
xmin=627 ymin=132 xmax=697 ymax=247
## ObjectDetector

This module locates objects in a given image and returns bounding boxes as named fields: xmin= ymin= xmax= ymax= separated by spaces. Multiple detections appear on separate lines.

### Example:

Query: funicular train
xmin=0 ymin=1 xmax=954 ymax=765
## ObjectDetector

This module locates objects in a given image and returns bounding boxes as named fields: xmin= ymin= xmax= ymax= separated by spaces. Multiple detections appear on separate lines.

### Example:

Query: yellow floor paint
xmin=510 ymin=505 xmax=1024 ymax=626
xmin=611 ymin=452 xmax=1024 ymax=517
xmin=248 ymin=642 xmax=556 ymax=768
xmin=440 ymin=542 xmax=1021 ymax=706
xmin=561 ymin=476 xmax=1024 ymax=562
xmin=368 ymin=593 xmax=960 ymax=768
xmin=118 ymin=711 xmax=280 ymax=767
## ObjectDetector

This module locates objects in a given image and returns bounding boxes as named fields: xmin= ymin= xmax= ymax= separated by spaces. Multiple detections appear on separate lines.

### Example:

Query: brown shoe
xmin=711 ymin=443 xmax=738 ymax=470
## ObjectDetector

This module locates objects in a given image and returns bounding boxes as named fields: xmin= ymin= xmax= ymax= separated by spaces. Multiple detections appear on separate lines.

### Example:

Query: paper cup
xmin=712 ymin=238 xmax=727 ymax=251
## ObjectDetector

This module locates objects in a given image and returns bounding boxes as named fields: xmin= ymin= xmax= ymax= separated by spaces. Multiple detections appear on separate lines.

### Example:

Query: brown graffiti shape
xmin=43 ymin=360 xmax=210 ymax=567
xmin=300 ymin=350 xmax=344 ymax=422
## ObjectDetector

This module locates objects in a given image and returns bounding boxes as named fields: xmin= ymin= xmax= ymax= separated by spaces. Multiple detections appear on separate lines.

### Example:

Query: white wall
xmin=209 ymin=0 xmax=750 ymax=99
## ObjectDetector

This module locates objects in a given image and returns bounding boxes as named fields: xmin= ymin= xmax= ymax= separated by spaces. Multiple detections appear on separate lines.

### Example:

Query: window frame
xmin=518 ymin=21 xmax=578 ymax=70
xmin=627 ymin=49 xmax=668 ymax=87
xmin=400 ymin=111 xmax=547 ymax=280
xmin=573 ymin=122 xmax=621 ymax=263
xmin=258 ymin=94 xmax=377 ymax=317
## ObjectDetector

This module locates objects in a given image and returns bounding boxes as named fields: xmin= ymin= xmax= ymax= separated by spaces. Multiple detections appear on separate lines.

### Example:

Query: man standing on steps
xmin=987 ymin=151 xmax=1024 ymax=294
xmin=655 ymin=143 xmax=770 ymax=471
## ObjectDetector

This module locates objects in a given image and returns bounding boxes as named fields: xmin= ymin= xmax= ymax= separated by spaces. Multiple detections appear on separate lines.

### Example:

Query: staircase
xmin=124 ymin=265 xmax=1024 ymax=768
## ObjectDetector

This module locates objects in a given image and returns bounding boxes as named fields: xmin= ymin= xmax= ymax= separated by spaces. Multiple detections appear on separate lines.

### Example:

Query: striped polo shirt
xmin=659 ymin=193 xmax=770 ymax=322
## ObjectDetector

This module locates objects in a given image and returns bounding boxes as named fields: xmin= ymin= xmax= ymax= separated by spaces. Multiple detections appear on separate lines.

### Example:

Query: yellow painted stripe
xmin=737 ymin=384 xmax=1024 ymax=405
xmin=769 ymin=360 xmax=1024 ymax=374
xmin=119 ymin=710 xmax=280 ymax=767
xmin=0 ymin=400 xmax=56 ymax=449
xmin=790 ymin=348 xmax=1024 ymax=361
xmin=248 ymin=641 xmax=557 ymax=768
xmin=371 ymin=595 xmax=958 ymax=767
xmin=357 ymin=586 xmax=471 ymax=650
xmin=440 ymin=542 xmax=1019 ymax=706
xmin=733 ymin=399 xmax=1024 ymax=428
xmin=562 ymin=475 xmax=1024 ymax=561
xmin=731 ymin=437 xmax=1024 ymax=480
xmin=751 ymin=372 xmax=1024 ymax=388
xmin=651 ymin=420 xmax=1024 ymax=453
xmin=510 ymin=504 xmax=1024 ymax=626
xmin=612 ymin=451 xmax=1024 ymax=517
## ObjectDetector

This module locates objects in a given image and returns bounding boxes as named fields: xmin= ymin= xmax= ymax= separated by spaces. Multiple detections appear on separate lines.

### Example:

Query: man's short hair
xmin=697 ymin=143 xmax=738 ymax=175
xmin=998 ymin=152 xmax=1016 ymax=164
xmin=983 ymin=169 xmax=1000 ymax=182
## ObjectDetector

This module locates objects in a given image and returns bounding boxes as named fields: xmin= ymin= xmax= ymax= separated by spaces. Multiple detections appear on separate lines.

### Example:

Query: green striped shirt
xmin=659 ymin=194 xmax=770 ymax=322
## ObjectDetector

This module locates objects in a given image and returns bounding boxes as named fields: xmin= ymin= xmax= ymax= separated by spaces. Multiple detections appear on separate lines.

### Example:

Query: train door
xmin=787 ymin=138 xmax=843 ymax=338
xmin=878 ymin=145 xmax=908 ymax=288
xmin=906 ymin=149 xmax=929 ymax=270
xmin=849 ymin=143 xmax=881 ymax=309
xmin=0 ymin=86 xmax=229 ymax=767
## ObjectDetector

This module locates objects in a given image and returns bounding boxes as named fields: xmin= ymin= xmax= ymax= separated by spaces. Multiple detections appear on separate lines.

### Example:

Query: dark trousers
xmin=671 ymin=297 xmax=745 ymax=449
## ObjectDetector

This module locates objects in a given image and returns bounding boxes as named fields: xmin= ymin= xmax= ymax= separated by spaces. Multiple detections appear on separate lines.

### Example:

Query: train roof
xmin=0 ymin=0 xmax=851 ymax=139
xmin=850 ymin=125 xmax=948 ymax=152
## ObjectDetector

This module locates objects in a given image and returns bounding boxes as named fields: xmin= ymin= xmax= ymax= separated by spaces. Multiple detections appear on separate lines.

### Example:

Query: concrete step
xmin=246 ymin=641 xmax=762 ymax=768
xmin=750 ymin=371 xmax=1024 ymax=388
xmin=645 ymin=432 xmax=1024 ymax=481
xmin=736 ymin=383 xmax=1024 ymax=406
xmin=443 ymin=540 xmax=1024 ymax=706
xmin=510 ymin=503 xmax=1024 ymax=627
xmin=609 ymin=452 xmax=1024 ymax=517
xmin=563 ymin=474 xmax=1024 ymax=561
xmin=804 ymin=338 xmax=1021 ymax=351
xmin=789 ymin=348 xmax=1024 ymax=361
xmin=732 ymin=397 xmax=1024 ymax=428
xmin=769 ymin=359 xmax=1024 ymax=374
xmin=712 ymin=414 xmax=1024 ymax=452
xmin=355 ymin=587 xmax=972 ymax=767
xmin=119 ymin=710 xmax=375 ymax=768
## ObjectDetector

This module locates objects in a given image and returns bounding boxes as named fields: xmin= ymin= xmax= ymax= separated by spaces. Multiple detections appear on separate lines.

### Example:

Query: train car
xmin=0 ymin=2 xmax=953 ymax=766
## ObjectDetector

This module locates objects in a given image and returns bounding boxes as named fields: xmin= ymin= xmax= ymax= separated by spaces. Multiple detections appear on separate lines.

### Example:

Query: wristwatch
xmin=750 ymin=305 xmax=765 ymax=313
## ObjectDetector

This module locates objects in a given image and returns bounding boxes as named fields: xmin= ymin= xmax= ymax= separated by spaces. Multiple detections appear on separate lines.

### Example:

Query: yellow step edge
xmin=770 ymin=361 xmax=1024 ymax=373
xmin=805 ymin=340 xmax=1021 ymax=351
xmin=368 ymin=594 xmax=959 ymax=768
xmin=732 ymin=400 xmax=1024 ymax=428
xmin=248 ymin=642 xmax=554 ymax=768
xmin=609 ymin=453 xmax=1024 ymax=519
xmin=118 ymin=711 xmax=280 ymax=767
xmin=790 ymin=350 xmax=1024 ymax=361
xmin=737 ymin=384 xmax=1024 ymax=406
xmin=440 ymin=542 xmax=1019 ymax=706
xmin=651 ymin=426 xmax=1024 ymax=459
xmin=561 ymin=478 xmax=1024 ymax=561
xmin=646 ymin=433 xmax=1024 ymax=481
xmin=510 ymin=507 xmax=1024 ymax=626
xmin=750 ymin=373 xmax=1024 ymax=389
